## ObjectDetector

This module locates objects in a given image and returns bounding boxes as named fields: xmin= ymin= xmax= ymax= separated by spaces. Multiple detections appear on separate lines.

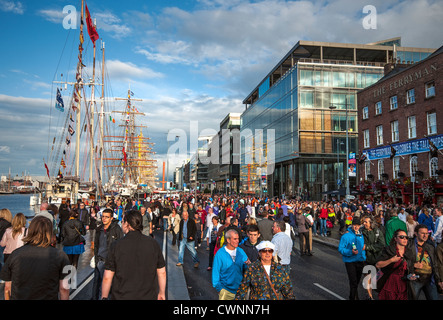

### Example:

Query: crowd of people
xmin=0 ymin=192 xmax=442 ymax=301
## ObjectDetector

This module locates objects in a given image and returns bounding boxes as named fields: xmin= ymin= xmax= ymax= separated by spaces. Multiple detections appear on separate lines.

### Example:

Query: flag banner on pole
xmin=55 ymin=88 xmax=64 ymax=112
xmin=85 ymin=3 xmax=99 ymax=45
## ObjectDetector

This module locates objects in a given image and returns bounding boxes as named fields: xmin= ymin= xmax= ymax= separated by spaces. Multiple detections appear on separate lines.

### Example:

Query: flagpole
xmin=74 ymin=0 xmax=85 ymax=198
xmin=89 ymin=18 xmax=97 ymax=184
xmin=100 ymin=41 xmax=105 ymax=187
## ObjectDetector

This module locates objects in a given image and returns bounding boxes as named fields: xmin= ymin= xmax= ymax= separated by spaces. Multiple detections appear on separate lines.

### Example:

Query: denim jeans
xmin=163 ymin=218 xmax=169 ymax=231
xmin=178 ymin=239 xmax=199 ymax=264
xmin=410 ymin=277 xmax=439 ymax=300
xmin=320 ymin=218 xmax=327 ymax=236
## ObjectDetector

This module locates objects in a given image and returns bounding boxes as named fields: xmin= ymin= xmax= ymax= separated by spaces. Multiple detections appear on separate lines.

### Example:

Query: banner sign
xmin=364 ymin=134 xmax=443 ymax=160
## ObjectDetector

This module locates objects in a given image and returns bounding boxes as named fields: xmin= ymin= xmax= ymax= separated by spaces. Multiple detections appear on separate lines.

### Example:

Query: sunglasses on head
xmin=260 ymin=249 xmax=274 ymax=253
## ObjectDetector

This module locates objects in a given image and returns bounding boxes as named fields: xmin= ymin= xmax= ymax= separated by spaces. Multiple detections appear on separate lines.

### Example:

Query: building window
xmin=375 ymin=101 xmax=382 ymax=115
xmin=362 ymin=106 xmax=369 ymax=119
xmin=363 ymin=129 xmax=370 ymax=148
xmin=427 ymin=112 xmax=437 ymax=135
xmin=393 ymin=156 xmax=400 ymax=179
xmin=378 ymin=160 xmax=384 ymax=180
xmin=408 ymin=116 xmax=416 ymax=139
xmin=365 ymin=161 xmax=371 ymax=178
xmin=430 ymin=157 xmax=438 ymax=177
xmin=376 ymin=125 xmax=383 ymax=145
xmin=390 ymin=95 xmax=398 ymax=110
xmin=425 ymin=81 xmax=435 ymax=98
xmin=391 ymin=120 xmax=399 ymax=142
xmin=410 ymin=155 xmax=418 ymax=177
xmin=407 ymin=88 xmax=415 ymax=104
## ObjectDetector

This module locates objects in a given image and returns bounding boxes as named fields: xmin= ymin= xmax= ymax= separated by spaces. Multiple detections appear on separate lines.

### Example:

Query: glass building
xmin=240 ymin=38 xmax=435 ymax=199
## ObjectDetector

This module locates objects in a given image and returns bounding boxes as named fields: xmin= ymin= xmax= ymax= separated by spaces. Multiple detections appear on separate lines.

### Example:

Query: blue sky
xmin=0 ymin=0 xmax=442 ymax=181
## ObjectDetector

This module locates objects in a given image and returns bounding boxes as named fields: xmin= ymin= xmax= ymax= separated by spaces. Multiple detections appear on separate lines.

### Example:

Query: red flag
xmin=44 ymin=163 xmax=50 ymax=179
xmin=85 ymin=3 xmax=99 ymax=46
xmin=123 ymin=147 xmax=127 ymax=164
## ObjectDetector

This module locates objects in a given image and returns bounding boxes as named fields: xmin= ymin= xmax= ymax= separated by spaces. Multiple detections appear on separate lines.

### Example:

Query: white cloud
xmin=0 ymin=0 xmax=23 ymax=14
xmin=38 ymin=8 xmax=65 ymax=23
xmin=0 ymin=146 xmax=10 ymax=153
xmin=133 ymin=0 xmax=443 ymax=98
xmin=95 ymin=11 xmax=132 ymax=39
xmin=105 ymin=59 xmax=165 ymax=82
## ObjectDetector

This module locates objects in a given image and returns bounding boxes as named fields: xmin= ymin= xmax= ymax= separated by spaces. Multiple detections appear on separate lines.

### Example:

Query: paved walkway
xmin=0 ymin=221 xmax=343 ymax=300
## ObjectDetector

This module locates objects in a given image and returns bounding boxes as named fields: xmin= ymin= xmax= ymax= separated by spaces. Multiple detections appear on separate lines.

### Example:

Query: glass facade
xmin=240 ymin=61 xmax=384 ymax=199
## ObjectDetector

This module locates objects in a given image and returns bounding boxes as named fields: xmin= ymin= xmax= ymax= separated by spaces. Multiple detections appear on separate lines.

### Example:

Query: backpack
xmin=214 ymin=228 xmax=226 ymax=255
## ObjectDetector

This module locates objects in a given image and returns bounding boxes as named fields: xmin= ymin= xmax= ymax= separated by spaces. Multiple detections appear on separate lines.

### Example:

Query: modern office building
xmin=240 ymin=37 xmax=435 ymax=200
xmin=208 ymin=113 xmax=241 ymax=194
xmin=358 ymin=45 xmax=443 ymax=205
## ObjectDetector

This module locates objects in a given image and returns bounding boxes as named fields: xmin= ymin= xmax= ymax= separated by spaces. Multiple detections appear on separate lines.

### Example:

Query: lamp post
xmin=330 ymin=97 xmax=350 ymax=200
xmin=345 ymin=97 xmax=350 ymax=200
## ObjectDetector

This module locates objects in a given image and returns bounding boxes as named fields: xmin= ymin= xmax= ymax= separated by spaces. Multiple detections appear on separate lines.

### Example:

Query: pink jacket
xmin=0 ymin=227 xmax=26 ymax=254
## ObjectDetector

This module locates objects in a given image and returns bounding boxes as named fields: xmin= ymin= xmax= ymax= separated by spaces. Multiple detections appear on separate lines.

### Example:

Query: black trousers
xmin=344 ymin=261 xmax=365 ymax=300
xmin=299 ymin=231 xmax=311 ymax=253
xmin=208 ymin=241 xmax=216 ymax=268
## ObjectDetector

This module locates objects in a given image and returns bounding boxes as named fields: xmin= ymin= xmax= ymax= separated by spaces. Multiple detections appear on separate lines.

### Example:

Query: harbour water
xmin=0 ymin=193 xmax=40 ymax=219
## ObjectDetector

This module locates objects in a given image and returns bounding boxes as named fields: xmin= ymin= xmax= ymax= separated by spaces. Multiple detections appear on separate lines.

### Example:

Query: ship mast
xmin=89 ymin=17 xmax=97 ymax=183
xmin=103 ymin=90 xmax=157 ymax=190
xmin=75 ymin=0 xmax=84 ymax=182
xmin=99 ymin=41 xmax=105 ymax=182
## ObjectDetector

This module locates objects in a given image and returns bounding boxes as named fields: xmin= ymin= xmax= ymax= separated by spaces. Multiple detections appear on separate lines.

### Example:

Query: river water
xmin=0 ymin=193 xmax=40 ymax=219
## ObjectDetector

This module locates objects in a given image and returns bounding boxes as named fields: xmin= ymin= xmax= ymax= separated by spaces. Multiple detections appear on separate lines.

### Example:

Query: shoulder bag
xmin=261 ymin=262 xmax=280 ymax=300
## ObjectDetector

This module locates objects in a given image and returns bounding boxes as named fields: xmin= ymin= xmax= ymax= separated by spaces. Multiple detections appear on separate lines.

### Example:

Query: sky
xmin=0 ymin=0 xmax=442 ymax=182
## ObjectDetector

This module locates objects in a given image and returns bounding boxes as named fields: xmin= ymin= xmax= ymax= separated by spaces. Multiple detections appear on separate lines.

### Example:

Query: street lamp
xmin=329 ymin=98 xmax=350 ymax=200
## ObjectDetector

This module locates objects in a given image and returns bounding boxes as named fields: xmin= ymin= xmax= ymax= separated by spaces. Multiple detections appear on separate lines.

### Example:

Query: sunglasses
xmin=260 ymin=249 xmax=274 ymax=253
xmin=396 ymin=235 xmax=408 ymax=240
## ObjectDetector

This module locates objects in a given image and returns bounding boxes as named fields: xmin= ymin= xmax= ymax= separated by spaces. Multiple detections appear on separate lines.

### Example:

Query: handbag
xmin=261 ymin=262 xmax=280 ymax=300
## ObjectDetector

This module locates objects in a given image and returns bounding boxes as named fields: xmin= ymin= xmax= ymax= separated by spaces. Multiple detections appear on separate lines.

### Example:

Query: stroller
xmin=326 ymin=219 xmax=334 ymax=236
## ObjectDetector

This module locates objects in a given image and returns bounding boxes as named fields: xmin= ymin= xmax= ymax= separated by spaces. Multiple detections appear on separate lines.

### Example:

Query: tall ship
xmin=42 ymin=0 xmax=157 ymax=205
xmin=103 ymin=90 xmax=158 ymax=197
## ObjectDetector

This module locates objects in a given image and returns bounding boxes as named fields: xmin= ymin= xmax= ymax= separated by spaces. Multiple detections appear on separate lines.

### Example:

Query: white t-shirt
xmin=263 ymin=264 xmax=271 ymax=276
xmin=225 ymin=247 xmax=237 ymax=262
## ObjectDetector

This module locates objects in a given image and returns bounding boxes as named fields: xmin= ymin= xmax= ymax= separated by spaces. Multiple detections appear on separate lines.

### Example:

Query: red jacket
xmin=319 ymin=208 xmax=328 ymax=219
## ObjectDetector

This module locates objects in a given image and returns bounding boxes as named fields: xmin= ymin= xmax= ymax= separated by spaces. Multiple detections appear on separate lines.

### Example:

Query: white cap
xmin=256 ymin=241 xmax=275 ymax=251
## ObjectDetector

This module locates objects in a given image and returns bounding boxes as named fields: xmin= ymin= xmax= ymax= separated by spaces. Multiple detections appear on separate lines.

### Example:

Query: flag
xmin=57 ymin=169 xmax=63 ymax=179
xmin=428 ymin=138 xmax=439 ymax=157
xmin=389 ymin=145 xmax=397 ymax=159
xmin=122 ymin=147 xmax=127 ymax=164
xmin=85 ymin=3 xmax=99 ymax=46
xmin=358 ymin=152 xmax=367 ymax=164
xmin=44 ymin=162 xmax=50 ymax=179
xmin=55 ymin=88 xmax=64 ymax=112
xmin=70 ymin=113 xmax=74 ymax=122
xmin=61 ymin=158 xmax=66 ymax=169
xmin=68 ymin=125 xmax=75 ymax=136
xmin=66 ymin=137 xmax=71 ymax=145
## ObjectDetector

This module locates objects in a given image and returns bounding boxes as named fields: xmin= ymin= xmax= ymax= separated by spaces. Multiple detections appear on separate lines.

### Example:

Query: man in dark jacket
xmin=257 ymin=210 xmax=274 ymax=241
xmin=92 ymin=208 xmax=124 ymax=300
xmin=176 ymin=210 xmax=199 ymax=268
xmin=239 ymin=224 xmax=260 ymax=263
xmin=78 ymin=202 xmax=90 ymax=229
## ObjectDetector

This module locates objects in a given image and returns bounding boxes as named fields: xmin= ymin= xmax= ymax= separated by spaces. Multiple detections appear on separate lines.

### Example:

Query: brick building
xmin=357 ymin=45 xmax=443 ymax=205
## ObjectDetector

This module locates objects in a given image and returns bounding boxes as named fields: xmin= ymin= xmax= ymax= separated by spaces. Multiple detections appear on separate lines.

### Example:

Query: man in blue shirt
xmin=212 ymin=229 xmax=249 ymax=300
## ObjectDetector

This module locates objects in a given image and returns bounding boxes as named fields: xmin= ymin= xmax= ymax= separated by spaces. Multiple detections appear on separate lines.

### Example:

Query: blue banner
xmin=365 ymin=134 xmax=443 ymax=160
